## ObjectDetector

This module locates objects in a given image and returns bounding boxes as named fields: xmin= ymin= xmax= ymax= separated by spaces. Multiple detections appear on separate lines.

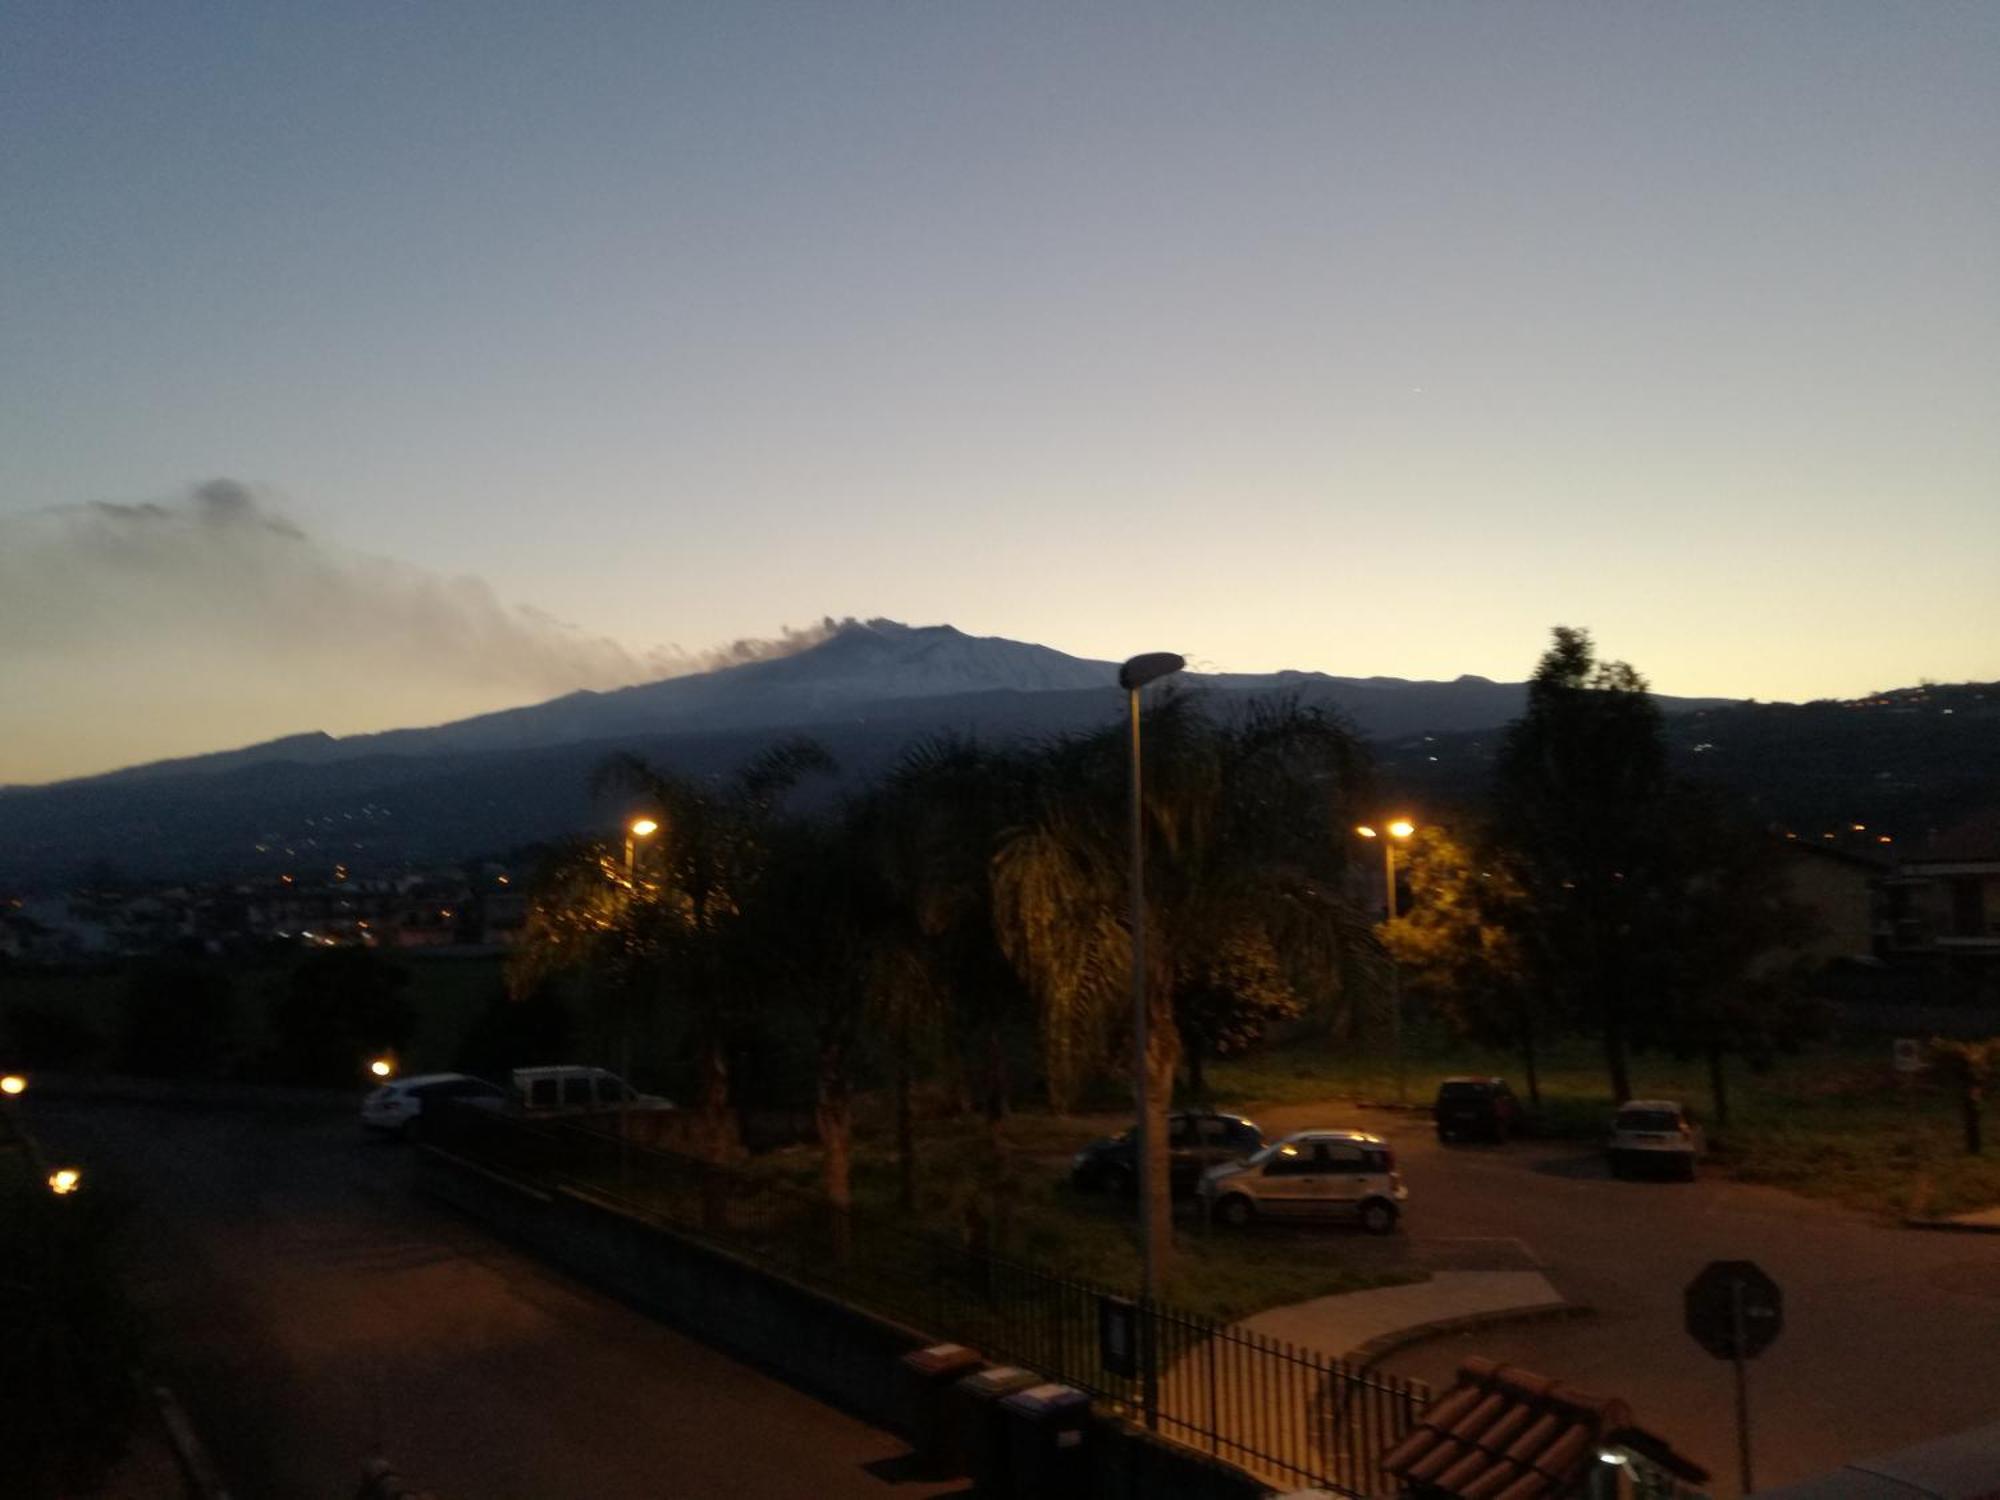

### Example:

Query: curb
xmin=1902 ymin=1215 xmax=2000 ymax=1235
xmin=1347 ymin=1300 xmax=1594 ymax=1371
xmin=153 ymin=1382 xmax=232 ymax=1500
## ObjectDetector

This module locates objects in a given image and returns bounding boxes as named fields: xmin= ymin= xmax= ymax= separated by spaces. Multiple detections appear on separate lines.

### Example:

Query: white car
xmin=1606 ymin=1099 xmax=1704 ymax=1180
xmin=511 ymin=1065 xmax=672 ymax=1115
xmin=1198 ymin=1129 xmax=1407 ymax=1234
xmin=360 ymin=1073 xmax=507 ymax=1138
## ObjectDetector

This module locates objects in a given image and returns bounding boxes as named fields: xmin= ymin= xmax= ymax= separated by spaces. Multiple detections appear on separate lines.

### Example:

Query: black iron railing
xmin=425 ymin=1103 xmax=1426 ymax=1495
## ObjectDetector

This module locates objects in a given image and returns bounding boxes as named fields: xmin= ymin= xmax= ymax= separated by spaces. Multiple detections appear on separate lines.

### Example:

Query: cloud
xmin=0 ymin=480 xmax=837 ymax=784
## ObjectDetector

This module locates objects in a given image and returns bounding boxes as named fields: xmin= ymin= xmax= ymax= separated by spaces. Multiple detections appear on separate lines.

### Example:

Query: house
xmin=1891 ymin=810 xmax=2000 ymax=955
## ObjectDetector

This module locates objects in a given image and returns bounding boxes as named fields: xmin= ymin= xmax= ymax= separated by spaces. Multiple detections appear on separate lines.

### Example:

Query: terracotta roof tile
xmin=1383 ymin=1357 xmax=1705 ymax=1500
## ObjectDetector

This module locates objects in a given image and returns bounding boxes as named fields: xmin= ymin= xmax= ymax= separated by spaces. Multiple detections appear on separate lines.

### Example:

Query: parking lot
xmin=1236 ymin=1099 xmax=2000 ymax=1494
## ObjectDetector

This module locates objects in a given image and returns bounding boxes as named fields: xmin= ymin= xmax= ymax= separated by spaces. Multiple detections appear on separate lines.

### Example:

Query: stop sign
xmin=1685 ymin=1260 xmax=1783 ymax=1360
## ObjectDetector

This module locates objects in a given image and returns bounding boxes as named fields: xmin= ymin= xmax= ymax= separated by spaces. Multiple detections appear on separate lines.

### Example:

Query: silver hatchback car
xmin=1198 ymin=1129 xmax=1407 ymax=1234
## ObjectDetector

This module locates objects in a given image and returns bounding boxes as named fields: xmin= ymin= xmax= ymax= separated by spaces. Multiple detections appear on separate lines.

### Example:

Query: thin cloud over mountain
xmin=0 ymin=479 xmax=840 ymax=784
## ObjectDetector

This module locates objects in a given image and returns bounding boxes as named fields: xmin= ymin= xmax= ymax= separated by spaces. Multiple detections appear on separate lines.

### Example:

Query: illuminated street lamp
xmin=625 ymin=817 xmax=659 ymax=882
xmin=1356 ymin=819 xmax=1417 ymax=1103
xmin=0 ymin=1074 xmax=24 ymax=1097
xmin=47 ymin=1167 xmax=81 ymax=1196
xmin=367 ymin=1056 xmax=395 ymax=1080
xmin=1118 ymin=649 xmax=1184 ymax=1391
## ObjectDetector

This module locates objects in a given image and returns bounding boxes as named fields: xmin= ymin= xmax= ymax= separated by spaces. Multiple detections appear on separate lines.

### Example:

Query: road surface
xmin=30 ymin=1097 xmax=960 ymax=1500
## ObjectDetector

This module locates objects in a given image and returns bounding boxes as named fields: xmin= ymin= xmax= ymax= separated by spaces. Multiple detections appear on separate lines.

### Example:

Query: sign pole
xmin=1732 ymin=1277 xmax=1755 ymax=1495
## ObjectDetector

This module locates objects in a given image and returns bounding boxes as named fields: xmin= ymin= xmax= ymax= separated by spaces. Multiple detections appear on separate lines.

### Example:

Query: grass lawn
xmin=735 ymin=1109 xmax=1416 ymax=1323
xmin=1207 ymin=1031 xmax=2000 ymax=1219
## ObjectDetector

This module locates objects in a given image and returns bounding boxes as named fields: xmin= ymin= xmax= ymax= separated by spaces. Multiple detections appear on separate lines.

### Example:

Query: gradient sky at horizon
xmin=3 ymin=3 xmax=1997 ymax=781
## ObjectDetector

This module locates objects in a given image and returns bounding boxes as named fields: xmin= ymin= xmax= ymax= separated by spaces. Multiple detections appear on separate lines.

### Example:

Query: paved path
xmin=28 ymin=1098 xmax=959 ymax=1500
xmin=1240 ymin=1269 xmax=1566 ymax=1361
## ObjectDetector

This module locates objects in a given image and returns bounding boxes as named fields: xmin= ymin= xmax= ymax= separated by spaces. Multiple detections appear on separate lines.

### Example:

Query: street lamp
xmin=1356 ymin=819 xmax=1416 ymax=1103
xmin=0 ymin=1075 xmax=24 ymax=1096
xmin=1119 ymin=652 xmax=1184 ymax=1329
xmin=367 ymin=1056 xmax=394 ymax=1080
xmin=47 ymin=1167 xmax=81 ymax=1196
xmin=624 ymin=817 xmax=658 ymax=883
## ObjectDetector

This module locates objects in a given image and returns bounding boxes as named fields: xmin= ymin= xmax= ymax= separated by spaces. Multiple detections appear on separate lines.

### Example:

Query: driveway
xmin=27 ymin=1098 xmax=960 ymax=1500
xmin=1241 ymin=1099 xmax=2000 ymax=1496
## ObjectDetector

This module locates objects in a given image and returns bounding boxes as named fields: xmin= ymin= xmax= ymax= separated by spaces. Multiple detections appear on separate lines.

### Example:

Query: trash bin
xmin=949 ymin=1364 xmax=1041 ymax=1493
xmin=1000 ymin=1381 xmax=1092 ymax=1500
xmin=895 ymin=1342 xmax=984 ymax=1468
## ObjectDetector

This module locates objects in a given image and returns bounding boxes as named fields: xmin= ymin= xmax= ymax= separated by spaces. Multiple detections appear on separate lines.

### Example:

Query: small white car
xmin=511 ymin=1065 xmax=672 ymax=1115
xmin=1198 ymin=1129 xmax=1407 ymax=1234
xmin=360 ymin=1073 xmax=507 ymax=1138
xmin=1606 ymin=1099 xmax=1704 ymax=1180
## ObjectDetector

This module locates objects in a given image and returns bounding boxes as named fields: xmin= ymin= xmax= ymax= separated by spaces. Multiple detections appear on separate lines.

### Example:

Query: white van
xmin=511 ymin=1065 xmax=672 ymax=1115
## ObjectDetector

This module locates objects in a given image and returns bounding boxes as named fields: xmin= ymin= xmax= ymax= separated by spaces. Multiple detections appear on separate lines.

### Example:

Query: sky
xmin=3 ymin=2 xmax=1996 ymax=784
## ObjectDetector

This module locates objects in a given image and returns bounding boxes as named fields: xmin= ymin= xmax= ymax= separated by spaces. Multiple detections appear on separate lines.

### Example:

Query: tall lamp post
xmin=619 ymin=816 xmax=658 ymax=1183
xmin=1356 ymin=819 xmax=1415 ymax=1103
xmin=1119 ymin=652 xmax=1184 ymax=1318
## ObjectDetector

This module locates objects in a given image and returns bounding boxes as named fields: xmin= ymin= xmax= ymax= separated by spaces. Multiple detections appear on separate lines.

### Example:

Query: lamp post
xmin=1119 ymin=649 xmax=1184 ymax=1402
xmin=619 ymin=816 xmax=659 ymax=1184
xmin=624 ymin=818 xmax=658 ymax=883
xmin=1356 ymin=819 xmax=1415 ymax=1103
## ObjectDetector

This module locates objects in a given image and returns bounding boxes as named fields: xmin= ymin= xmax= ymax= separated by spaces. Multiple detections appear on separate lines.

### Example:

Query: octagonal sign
xmin=1685 ymin=1259 xmax=1782 ymax=1361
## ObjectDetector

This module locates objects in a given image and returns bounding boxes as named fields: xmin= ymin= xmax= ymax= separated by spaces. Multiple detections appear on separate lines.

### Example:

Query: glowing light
xmin=629 ymin=818 xmax=659 ymax=838
xmin=368 ymin=1058 xmax=394 ymax=1079
xmin=48 ymin=1168 xmax=80 ymax=1195
xmin=1387 ymin=819 xmax=1416 ymax=839
xmin=1355 ymin=825 xmax=1378 ymax=839
xmin=0 ymin=1075 xmax=25 ymax=1096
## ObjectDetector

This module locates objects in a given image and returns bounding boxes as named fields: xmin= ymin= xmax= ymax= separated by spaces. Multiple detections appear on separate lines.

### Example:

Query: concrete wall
xmin=417 ymin=1147 xmax=1276 ymax=1500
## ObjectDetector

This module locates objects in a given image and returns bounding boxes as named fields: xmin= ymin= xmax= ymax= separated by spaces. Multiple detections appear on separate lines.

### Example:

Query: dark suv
xmin=1432 ymin=1077 xmax=1524 ymax=1143
xmin=1070 ymin=1110 xmax=1265 ymax=1197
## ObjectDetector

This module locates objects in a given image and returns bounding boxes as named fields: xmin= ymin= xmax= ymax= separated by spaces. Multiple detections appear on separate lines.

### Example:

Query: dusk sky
xmin=4 ymin=3 xmax=1997 ymax=783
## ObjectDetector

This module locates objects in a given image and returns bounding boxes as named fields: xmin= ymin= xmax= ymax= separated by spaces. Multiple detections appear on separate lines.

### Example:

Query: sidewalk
xmin=1238 ymin=1268 xmax=1573 ymax=1364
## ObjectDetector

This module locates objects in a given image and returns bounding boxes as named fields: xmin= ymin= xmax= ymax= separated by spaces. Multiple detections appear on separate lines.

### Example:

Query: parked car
xmin=1070 ymin=1110 xmax=1265 ymax=1197
xmin=1433 ymin=1077 xmax=1525 ymax=1143
xmin=1198 ymin=1129 xmax=1407 ymax=1233
xmin=360 ymin=1072 xmax=507 ymax=1138
xmin=1606 ymin=1099 xmax=1704 ymax=1180
xmin=511 ymin=1065 xmax=672 ymax=1115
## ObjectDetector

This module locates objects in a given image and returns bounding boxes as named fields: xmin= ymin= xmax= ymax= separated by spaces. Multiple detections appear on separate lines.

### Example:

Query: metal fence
xmin=425 ymin=1103 xmax=1426 ymax=1495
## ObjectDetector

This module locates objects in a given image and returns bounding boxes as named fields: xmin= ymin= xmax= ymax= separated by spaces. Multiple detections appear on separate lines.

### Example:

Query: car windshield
xmin=1616 ymin=1110 xmax=1681 ymax=1133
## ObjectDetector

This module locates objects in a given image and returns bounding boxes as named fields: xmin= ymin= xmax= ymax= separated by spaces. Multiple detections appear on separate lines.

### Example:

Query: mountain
xmin=53 ymin=618 xmax=1730 ymax=788
xmin=0 ymin=618 xmax=1749 ymax=887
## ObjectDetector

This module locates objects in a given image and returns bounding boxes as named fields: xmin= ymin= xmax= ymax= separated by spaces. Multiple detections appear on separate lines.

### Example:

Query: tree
xmin=1930 ymin=1038 xmax=1996 ymax=1155
xmin=511 ymin=739 xmax=833 ymax=1161
xmin=270 ymin=948 xmax=413 ymax=1086
xmin=1644 ymin=792 xmax=1825 ymax=1126
xmin=994 ymin=694 xmax=1373 ymax=1275
xmin=116 ymin=958 xmax=237 ymax=1078
xmin=1384 ymin=826 xmax=1548 ymax=1106
xmin=1493 ymin=627 xmax=1673 ymax=1103
xmin=1174 ymin=930 xmax=1303 ymax=1099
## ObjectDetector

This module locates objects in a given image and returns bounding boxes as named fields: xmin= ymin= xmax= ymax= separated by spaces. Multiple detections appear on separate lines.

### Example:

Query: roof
xmin=1283 ymin=1129 xmax=1385 ymax=1145
xmin=379 ymin=1072 xmax=469 ymax=1089
xmin=1905 ymin=809 xmax=2000 ymax=866
xmin=1382 ymin=1356 xmax=1707 ymax=1500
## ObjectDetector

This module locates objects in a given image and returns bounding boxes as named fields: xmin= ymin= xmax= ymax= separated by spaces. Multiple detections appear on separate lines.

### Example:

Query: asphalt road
xmin=1250 ymin=1100 xmax=2000 ymax=1496
xmin=28 ymin=1098 xmax=961 ymax=1500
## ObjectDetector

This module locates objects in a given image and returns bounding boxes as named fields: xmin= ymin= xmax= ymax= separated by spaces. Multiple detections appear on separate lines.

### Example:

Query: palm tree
xmin=994 ymin=693 xmax=1374 ymax=1272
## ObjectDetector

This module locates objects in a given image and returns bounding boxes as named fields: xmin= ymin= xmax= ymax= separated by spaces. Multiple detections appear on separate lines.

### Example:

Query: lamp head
xmin=1118 ymin=653 xmax=1186 ymax=691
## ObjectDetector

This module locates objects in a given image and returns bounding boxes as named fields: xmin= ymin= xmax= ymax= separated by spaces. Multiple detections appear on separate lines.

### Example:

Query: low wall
xmin=417 ymin=1148 xmax=1279 ymax=1500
